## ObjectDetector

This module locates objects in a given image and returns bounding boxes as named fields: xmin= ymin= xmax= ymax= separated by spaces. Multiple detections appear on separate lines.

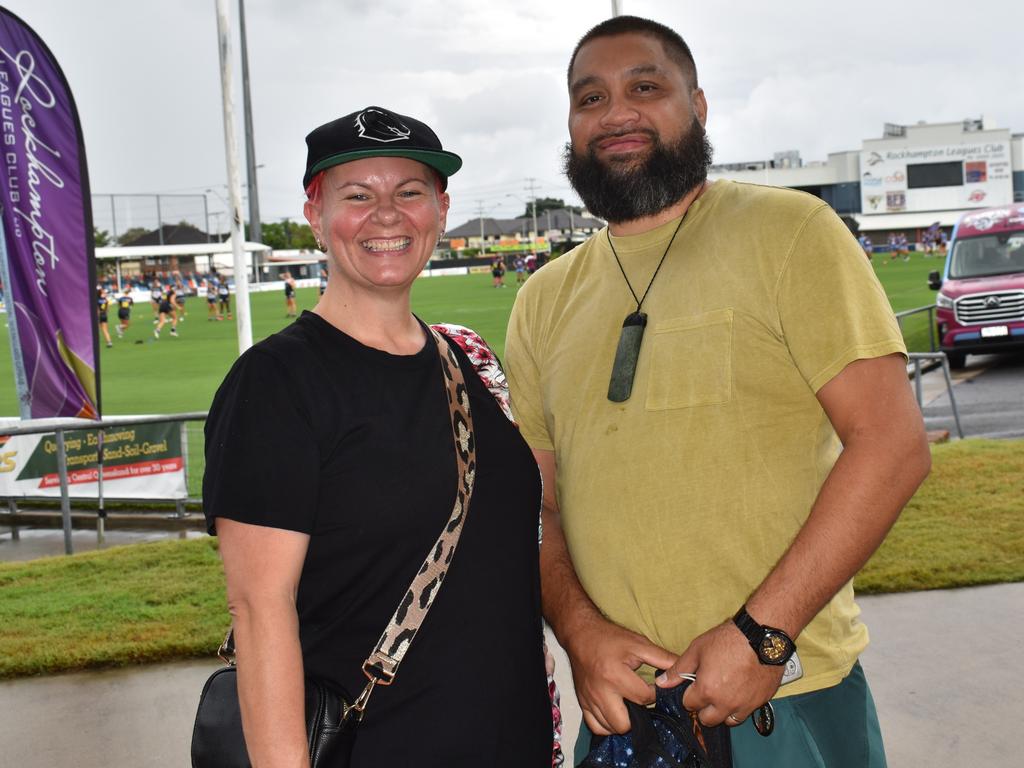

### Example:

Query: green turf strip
xmin=0 ymin=256 xmax=944 ymax=418
xmin=1 ymin=438 xmax=1021 ymax=678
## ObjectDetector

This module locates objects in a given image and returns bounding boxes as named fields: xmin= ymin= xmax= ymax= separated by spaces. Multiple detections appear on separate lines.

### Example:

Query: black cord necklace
xmin=606 ymin=213 xmax=687 ymax=402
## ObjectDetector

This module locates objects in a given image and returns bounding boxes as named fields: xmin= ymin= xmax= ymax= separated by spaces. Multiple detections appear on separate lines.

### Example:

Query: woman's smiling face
xmin=306 ymin=156 xmax=449 ymax=295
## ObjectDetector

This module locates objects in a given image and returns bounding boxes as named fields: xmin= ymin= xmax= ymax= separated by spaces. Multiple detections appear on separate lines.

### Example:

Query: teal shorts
xmin=573 ymin=662 xmax=887 ymax=768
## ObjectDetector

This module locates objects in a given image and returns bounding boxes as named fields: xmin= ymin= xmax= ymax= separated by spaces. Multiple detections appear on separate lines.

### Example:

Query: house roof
xmin=445 ymin=209 xmax=604 ymax=238
xmin=122 ymin=223 xmax=213 ymax=246
xmin=445 ymin=217 xmax=530 ymax=238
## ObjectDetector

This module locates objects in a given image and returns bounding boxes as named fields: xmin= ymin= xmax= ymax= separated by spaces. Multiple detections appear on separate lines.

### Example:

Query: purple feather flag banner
xmin=0 ymin=7 xmax=99 ymax=420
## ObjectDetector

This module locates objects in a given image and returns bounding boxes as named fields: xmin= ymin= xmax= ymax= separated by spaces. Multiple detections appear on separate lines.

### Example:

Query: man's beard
xmin=563 ymin=118 xmax=713 ymax=223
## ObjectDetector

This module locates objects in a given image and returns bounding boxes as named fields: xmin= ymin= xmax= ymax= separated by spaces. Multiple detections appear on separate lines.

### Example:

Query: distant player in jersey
xmin=150 ymin=281 xmax=163 ymax=319
xmin=217 ymin=278 xmax=232 ymax=319
xmin=175 ymin=285 xmax=188 ymax=321
xmin=513 ymin=254 xmax=526 ymax=284
xmin=154 ymin=285 xmax=180 ymax=339
xmin=858 ymin=233 xmax=872 ymax=261
xmin=116 ymin=293 xmax=134 ymax=337
xmin=283 ymin=271 xmax=298 ymax=317
xmin=206 ymin=278 xmax=221 ymax=320
xmin=491 ymin=257 xmax=506 ymax=288
xmin=319 ymin=267 xmax=328 ymax=296
xmin=97 ymin=287 xmax=114 ymax=348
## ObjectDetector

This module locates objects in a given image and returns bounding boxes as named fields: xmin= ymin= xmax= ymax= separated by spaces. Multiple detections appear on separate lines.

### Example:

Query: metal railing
xmin=895 ymin=304 xmax=938 ymax=353
xmin=1 ymin=412 xmax=207 ymax=555
xmin=907 ymin=353 xmax=964 ymax=439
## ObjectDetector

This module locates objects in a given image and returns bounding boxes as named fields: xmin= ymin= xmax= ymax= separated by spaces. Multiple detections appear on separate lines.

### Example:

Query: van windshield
xmin=949 ymin=233 xmax=1024 ymax=279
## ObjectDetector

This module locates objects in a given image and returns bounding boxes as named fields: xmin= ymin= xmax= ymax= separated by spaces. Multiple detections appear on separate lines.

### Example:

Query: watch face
xmin=759 ymin=632 xmax=793 ymax=664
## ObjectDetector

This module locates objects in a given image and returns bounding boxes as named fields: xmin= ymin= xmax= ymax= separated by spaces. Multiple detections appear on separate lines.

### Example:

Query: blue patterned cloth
xmin=576 ymin=682 xmax=730 ymax=768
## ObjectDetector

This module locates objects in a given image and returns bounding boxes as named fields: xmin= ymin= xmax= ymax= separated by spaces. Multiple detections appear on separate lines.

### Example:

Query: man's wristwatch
xmin=732 ymin=605 xmax=796 ymax=666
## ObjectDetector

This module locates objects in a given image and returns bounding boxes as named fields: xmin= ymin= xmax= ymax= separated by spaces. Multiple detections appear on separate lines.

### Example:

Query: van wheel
xmin=945 ymin=351 xmax=966 ymax=370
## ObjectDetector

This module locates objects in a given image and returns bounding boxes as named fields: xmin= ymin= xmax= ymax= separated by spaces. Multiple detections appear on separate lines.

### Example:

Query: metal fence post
xmin=55 ymin=430 xmax=74 ymax=555
xmin=894 ymin=304 xmax=941 ymax=354
xmin=914 ymin=358 xmax=923 ymax=406
xmin=940 ymin=356 xmax=965 ymax=439
xmin=179 ymin=420 xmax=190 ymax=492
xmin=175 ymin=420 xmax=190 ymax=519
xmin=97 ymin=428 xmax=106 ymax=544
xmin=4 ymin=498 xmax=18 ymax=540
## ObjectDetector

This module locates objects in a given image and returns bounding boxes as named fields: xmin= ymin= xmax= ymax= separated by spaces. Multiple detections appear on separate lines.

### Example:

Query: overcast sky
xmin=8 ymin=0 xmax=1023 ymax=236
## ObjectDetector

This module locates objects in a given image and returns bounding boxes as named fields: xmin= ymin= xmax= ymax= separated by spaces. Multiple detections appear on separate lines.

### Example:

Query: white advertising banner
xmin=0 ymin=420 xmax=187 ymax=499
xmin=860 ymin=139 xmax=1013 ymax=216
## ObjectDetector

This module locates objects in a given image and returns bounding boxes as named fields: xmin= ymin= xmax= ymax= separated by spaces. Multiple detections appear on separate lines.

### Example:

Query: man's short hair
xmin=567 ymin=15 xmax=698 ymax=90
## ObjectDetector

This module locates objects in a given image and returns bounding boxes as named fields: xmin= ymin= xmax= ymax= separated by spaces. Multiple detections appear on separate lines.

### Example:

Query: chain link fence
xmin=91 ymin=194 xmax=220 ymax=245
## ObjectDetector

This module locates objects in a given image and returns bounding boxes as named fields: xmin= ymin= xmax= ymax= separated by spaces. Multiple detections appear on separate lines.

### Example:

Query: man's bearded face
xmin=563 ymin=116 xmax=713 ymax=224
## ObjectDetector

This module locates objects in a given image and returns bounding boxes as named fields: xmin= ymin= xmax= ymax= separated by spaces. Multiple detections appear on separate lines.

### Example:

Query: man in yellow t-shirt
xmin=504 ymin=16 xmax=930 ymax=767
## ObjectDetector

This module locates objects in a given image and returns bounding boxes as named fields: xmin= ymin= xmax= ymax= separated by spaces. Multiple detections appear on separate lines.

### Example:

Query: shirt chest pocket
xmin=645 ymin=308 xmax=734 ymax=411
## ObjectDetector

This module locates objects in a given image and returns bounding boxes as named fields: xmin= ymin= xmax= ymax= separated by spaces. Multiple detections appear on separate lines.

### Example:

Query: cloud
xmin=7 ymin=0 xmax=1022 ymax=232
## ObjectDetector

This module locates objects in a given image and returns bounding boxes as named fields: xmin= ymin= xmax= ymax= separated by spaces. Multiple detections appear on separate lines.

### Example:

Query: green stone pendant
xmin=607 ymin=311 xmax=647 ymax=402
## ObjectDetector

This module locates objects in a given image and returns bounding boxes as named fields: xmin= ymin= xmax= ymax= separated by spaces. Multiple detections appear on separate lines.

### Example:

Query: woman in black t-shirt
xmin=204 ymin=107 xmax=559 ymax=767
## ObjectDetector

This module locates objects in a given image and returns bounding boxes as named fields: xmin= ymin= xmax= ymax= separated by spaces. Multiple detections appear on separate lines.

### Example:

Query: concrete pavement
xmin=914 ymin=352 xmax=1024 ymax=439
xmin=1 ymin=583 xmax=1021 ymax=766
xmin=0 ymin=526 xmax=204 ymax=562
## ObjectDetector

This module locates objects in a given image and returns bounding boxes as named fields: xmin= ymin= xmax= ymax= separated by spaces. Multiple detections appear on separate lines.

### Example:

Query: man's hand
xmin=656 ymin=620 xmax=783 ymax=727
xmin=565 ymin=613 xmax=679 ymax=735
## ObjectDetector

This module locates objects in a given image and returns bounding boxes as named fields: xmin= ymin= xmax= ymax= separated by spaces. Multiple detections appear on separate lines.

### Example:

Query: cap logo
xmin=354 ymin=108 xmax=411 ymax=143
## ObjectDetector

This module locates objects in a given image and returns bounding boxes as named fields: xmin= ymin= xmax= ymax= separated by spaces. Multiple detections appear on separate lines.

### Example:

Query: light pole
xmin=239 ymin=0 xmax=261 ymax=246
xmin=506 ymin=191 xmax=539 ymax=254
xmin=476 ymin=200 xmax=501 ymax=259
xmin=205 ymin=187 xmax=233 ymax=243
xmin=210 ymin=211 xmax=224 ymax=242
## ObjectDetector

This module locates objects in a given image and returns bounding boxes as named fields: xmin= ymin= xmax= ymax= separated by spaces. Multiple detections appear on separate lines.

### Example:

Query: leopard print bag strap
xmin=360 ymin=326 xmax=476 ymax=689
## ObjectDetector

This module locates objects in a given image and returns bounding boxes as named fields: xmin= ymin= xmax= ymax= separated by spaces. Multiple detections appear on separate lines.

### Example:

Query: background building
xmin=444 ymin=208 xmax=605 ymax=256
xmin=709 ymin=118 xmax=1023 ymax=239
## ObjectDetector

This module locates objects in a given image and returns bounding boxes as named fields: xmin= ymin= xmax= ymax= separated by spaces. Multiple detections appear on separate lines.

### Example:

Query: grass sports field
xmin=0 ymin=254 xmax=941 ymax=417
xmin=0 ymin=255 xmax=941 ymax=493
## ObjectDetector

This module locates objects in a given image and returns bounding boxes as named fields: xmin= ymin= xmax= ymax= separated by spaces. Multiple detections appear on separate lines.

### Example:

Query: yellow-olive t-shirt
xmin=505 ymin=180 xmax=906 ymax=697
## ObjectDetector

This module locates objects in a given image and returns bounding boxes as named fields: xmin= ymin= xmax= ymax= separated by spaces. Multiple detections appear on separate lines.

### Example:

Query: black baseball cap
xmin=303 ymin=106 xmax=463 ymax=190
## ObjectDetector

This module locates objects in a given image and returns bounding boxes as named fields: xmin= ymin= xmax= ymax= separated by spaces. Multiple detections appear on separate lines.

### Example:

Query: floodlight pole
xmin=215 ymin=0 xmax=253 ymax=354
xmin=611 ymin=0 xmax=623 ymax=16
xmin=239 ymin=0 xmax=261 ymax=248
xmin=525 ymin=178 xmax=539 ymax=253
xmin=476 ymin=200 xmax=487 ymax=259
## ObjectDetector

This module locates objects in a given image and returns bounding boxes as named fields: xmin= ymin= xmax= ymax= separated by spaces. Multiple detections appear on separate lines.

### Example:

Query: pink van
xmin=928 ymin=204 xmax=1024 ymax=368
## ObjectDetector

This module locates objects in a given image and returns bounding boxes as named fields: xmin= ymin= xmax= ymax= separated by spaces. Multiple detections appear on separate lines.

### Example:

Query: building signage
xmin=0 ymin=420 xmax=188 ymax=500
xmin=860 ymin=138 xmax=1012 ymax=216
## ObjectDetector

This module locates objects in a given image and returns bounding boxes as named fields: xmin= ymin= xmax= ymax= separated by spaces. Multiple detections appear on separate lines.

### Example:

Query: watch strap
xmin=733 ymin=604 xmax=795 ymax=665
xmin=733 ymin=605 xmax=765 ymax=648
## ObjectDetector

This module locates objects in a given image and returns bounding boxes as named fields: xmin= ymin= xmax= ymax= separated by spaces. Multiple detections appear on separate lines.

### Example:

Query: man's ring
xmin=677 ymin=672 xmax=697 ymax=682
xmin=727 ymin=714 xmax=743 ymax=724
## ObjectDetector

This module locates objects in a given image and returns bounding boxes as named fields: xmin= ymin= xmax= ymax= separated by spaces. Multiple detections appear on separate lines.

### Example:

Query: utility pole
xmin=215 ymin=0 xmax=253 ymax=354
xmin=239 ymin=0 xmax=261 ymax=247
xmin=611 ymin=0 xmax=623 ymax=16
xmin=476 ymin=200 xmax=487 ymax=258
xmin=525 ymin=178 xmax=539 ymax=254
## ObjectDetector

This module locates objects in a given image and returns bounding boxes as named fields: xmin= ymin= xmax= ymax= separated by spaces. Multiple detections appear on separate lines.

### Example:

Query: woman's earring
xmin=316 ymin=238 xmax=324 ymax=251
xmin=436 ymin=230 xmax=445 ymax=246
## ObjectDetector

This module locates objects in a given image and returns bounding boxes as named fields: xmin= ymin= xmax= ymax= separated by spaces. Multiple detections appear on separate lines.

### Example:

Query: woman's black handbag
xmin=577 ymin=681 xmax=733 ymax=768
xmin=191 ymin=665 xmax=356 ymax=768
xmin=191 ymin=328 xmax=477 ymax=767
